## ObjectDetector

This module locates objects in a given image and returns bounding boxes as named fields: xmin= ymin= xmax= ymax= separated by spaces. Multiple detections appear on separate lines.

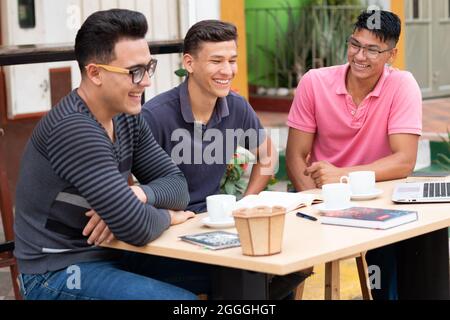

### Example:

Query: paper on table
xmin=235 ymin=191 xmax=322 ymax=212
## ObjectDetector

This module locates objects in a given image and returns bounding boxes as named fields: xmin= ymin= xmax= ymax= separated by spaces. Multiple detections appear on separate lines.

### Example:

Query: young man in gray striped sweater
xmin=14 ymin=9 xmax=200 ymax=300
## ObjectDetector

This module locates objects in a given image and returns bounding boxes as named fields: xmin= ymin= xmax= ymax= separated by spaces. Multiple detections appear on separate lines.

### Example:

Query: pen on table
xmin=296 ymin=212 xmax=318 ymax=222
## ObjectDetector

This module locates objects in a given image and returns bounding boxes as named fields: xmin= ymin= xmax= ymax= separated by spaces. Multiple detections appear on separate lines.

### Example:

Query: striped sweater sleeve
xmin=47 ymin=114 xmax=170 ymax=246
xmin=131 ymin=115 xmax=189 ymax=210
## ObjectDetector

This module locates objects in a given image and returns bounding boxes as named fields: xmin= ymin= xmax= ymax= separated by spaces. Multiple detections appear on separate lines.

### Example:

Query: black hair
xmin=354 ymin=10 xmax=401 ymax=46
xmin=183 ymin=20 xmax=237 ymax=55
xmin=75 ymin=9 xmax=148 ymax=72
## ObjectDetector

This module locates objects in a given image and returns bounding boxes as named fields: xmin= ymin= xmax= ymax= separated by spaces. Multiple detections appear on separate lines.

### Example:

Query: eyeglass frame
xmin=346 ymin=37 xmax=395 ymax=59
xmin=92 ymin=59 xmax=158 ymax=84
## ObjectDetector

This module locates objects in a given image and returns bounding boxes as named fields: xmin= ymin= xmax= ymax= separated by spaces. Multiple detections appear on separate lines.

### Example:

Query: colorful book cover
xmin=320 ymin=207 xmax=418 ymax=229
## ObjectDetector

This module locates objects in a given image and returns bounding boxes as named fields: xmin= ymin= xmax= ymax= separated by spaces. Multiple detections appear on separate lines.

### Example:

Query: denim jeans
xmin=120 ymin=252 xmax=213 ymax=296
xmin=121 ymin=252 xmax=310 ymax=299
xmin=18 ymin=259 xmax=198 ymax=300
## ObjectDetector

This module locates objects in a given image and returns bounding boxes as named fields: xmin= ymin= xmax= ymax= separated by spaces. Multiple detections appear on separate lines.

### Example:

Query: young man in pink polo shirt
xmin=286 ymin=10 xmax=422 ymax=299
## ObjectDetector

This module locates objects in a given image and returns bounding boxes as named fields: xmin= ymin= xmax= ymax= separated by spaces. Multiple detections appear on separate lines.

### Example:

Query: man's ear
xmin=388 ymin=48 xmax=398 ymax=65
xmin=84 ymin=64 xmax=102 ymax=86
xmin=183 ymin=54 xmax=195 ymax=74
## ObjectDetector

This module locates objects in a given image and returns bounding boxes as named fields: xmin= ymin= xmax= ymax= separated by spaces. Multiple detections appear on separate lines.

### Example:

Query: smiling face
xmin=184 ymin=40 xmax=238 ymax=100
xmin=347 ymin=28 xmax=397 ymax=84
xmin=99 ymin=38 xmax=152 ymax=115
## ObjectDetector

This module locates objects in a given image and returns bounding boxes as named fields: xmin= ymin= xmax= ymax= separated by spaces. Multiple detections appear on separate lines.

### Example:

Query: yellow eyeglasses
xmin=94 ymin=59 xmax=158 ymax=84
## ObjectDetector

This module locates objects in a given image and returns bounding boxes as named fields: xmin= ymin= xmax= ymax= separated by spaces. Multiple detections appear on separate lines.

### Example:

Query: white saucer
xmin=351 ymin=188 xmax=383 ymax=200
xmin=202 ymin=217 xmax=235 ymax=229
xmin=314 ymin=203 xmax=354 ymax=213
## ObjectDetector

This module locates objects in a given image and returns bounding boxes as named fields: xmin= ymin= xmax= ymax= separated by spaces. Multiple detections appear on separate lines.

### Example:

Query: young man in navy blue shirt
xmin=142 ymin=20 xmax=311 ymax=299
xmin=143 ymin=20 xmax=278 ymax=213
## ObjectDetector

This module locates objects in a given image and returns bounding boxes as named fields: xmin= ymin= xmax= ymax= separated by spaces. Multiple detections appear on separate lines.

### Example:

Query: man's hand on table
xmin=82 ymin=186 xmax=146 ymax=246
xmin=83 ymin=185 xmax=195 ymax=244
xmin=83 ymin=210 xmax=115 ymax=246
xmin=304 ymin=161 xmax=346 ymax=188
xmin=168 ymin=210 xmax=196 ymax=225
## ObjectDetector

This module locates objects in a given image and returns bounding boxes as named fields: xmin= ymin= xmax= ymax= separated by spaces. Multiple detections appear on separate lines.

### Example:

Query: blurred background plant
xmin=247 ymin=0 xmax=363 ymax=92
xmin=434 ymin=127 xmax=450 ymax=170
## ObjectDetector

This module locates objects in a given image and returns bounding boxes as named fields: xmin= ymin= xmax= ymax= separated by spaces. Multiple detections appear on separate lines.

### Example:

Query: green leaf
xmin=236 ymin=179 xmax=248 ymax=192
xmin=174 ymin=68 xmax=188 ymax=77
xmin=224 ymin=183 xmax=237 ymax=195
xmin=437 ymin=153 xmax=450 ymax=164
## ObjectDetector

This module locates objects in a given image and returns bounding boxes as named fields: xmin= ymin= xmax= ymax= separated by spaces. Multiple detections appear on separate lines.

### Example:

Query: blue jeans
xmin=18 ymin=259 xmax=198 ymax=300
xmin=120 ymin=252 xmax=309 ymax=299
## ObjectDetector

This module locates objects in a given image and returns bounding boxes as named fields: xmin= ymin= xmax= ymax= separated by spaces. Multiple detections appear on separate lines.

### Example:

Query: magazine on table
xmin=179 ymin=231 xmax=240 ymax=250
xmin=319 ymin=207 xmax=418 ymax=230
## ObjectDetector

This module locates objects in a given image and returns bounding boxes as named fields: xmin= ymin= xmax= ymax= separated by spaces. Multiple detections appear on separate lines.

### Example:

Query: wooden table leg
xmin=325 ymin=260 xmax=340 ymax=300
xmin=356 ymin=253 xmax=372 ymax=300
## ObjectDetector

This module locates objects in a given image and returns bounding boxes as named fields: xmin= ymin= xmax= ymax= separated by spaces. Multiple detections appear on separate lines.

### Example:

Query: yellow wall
xmin=220 ymin=0 xmax=249 ymax=99
xmin=391 ymin=0 xmax=406 ymax=70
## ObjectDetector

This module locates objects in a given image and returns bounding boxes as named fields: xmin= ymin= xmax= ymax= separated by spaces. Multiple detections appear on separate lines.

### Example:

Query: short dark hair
xmin=353 ymin=10 xmax=401 ymax=46
xmin=183 ymin=20 xmax=237 ymax=55
xmin=75 ymin=9 xmax=148 ymax=72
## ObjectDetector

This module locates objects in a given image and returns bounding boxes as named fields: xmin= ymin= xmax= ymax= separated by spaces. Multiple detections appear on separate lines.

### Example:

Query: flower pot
xmin=233 ymin=206 xmax=286 ymax=256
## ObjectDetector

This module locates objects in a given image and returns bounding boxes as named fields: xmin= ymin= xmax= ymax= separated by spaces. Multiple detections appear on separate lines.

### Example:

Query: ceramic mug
xmin=340 ymin=171 xmax=376 ymax=195
xmin=206 ymin=194 xmax=236 ymax=222
xmin=321 ymin=183 xmax=352 ymax=210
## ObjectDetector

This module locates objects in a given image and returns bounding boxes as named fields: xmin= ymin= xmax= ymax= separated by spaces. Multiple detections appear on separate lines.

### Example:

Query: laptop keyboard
xmin=423 ymin=182 xmax=450 ymax=198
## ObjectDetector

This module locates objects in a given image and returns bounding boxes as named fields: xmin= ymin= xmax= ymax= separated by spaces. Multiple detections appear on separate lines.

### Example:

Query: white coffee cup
xmin=321 ymin=183 xmax=351 ymax=210
xmin=206 ymin=195 xmax=236 ymax=222
xmin=340 ymin=171 xmax=376 ymax=195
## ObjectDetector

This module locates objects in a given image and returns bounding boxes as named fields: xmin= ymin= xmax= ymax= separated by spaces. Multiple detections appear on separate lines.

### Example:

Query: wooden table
xmin=104 ymin=179 xmax=450 ymax=299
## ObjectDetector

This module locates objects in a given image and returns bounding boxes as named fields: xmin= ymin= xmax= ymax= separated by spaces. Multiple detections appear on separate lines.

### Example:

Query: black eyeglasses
xmin=347 ymin=37 xmax=394 ymax=59
xmin=94 ymin=59 xmax=158 ymax=84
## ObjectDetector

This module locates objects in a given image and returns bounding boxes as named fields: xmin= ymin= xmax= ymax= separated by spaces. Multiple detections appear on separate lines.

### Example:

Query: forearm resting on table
xmin=286 ymin=128 xmax=316 ymax=191
xmin=342 ymin=152 xmax=417 ymax=182
xmin=286 ymin=155 xmax=316 ymax=191
xmin=244 ymin=138 xmax=279 ymax=196
xmin=244 ymin=163 xmax=273 ymax=196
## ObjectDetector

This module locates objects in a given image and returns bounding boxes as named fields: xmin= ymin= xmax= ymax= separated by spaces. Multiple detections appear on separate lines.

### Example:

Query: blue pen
xmin=296 ymin=212 xmax=318 ymax=222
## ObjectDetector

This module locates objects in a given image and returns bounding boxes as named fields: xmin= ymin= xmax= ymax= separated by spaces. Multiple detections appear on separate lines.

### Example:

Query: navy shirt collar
xmin=179 ymin=79 xmax=230 ymax=127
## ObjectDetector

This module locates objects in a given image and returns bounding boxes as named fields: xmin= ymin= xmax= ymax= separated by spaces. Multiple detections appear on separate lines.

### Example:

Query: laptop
xmin=392 ymin=181 xmax=450 ymax=203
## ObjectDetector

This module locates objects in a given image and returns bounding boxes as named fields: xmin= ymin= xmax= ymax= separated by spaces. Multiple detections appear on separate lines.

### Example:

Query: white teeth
xmin=354 ymin=62 xmax=369 ymax=68
xmin=129 ymin=93 xmax=142 ymax=97
xmin=214 ymin=79 xmax=230 ymax=85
